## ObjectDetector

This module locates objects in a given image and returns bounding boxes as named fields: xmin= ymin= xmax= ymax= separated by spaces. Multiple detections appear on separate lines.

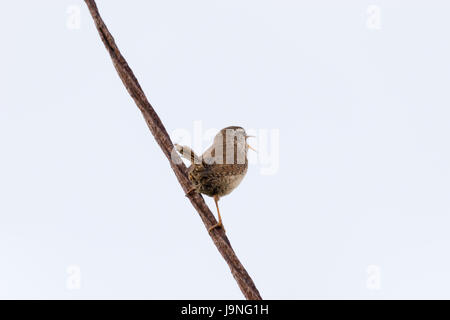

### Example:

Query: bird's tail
xmin=174 ymin=144 xmax=200 ymax=164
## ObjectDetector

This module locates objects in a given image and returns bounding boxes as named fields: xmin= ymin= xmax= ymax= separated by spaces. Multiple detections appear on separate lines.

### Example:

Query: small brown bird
xmin=175 ymin=126 xmax=255 ymax=232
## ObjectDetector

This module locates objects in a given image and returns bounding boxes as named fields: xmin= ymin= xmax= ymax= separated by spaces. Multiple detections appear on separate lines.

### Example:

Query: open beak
xmin=247 ymin=144 xmax=257 ymax=152
xmin=245 ymin=135 xmax=257 ymax=152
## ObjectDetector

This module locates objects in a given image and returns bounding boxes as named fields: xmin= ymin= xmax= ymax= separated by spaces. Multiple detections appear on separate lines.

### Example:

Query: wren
xmin=175 ymin=126 xmax=255 ymax=232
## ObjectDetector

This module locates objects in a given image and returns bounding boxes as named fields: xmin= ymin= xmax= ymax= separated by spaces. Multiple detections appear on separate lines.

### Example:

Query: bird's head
xmin=212 ymin=126 xmax=256 ymax=163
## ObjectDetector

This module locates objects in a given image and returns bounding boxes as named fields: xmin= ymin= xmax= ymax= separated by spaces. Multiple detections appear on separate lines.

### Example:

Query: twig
xmin=83 ymin=0 xmax=262 ymax=300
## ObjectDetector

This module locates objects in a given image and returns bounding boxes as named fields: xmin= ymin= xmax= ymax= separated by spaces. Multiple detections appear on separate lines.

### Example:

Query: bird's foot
xmin=208 ymin=222 xmax=225 ymax=233
xmin=185 ymin=186 xmax=197 ymax=197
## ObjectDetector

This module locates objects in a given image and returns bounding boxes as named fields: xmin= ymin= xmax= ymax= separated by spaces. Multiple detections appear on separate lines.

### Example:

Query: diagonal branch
xmin=83 ymin=0 xmax=262 ymax=300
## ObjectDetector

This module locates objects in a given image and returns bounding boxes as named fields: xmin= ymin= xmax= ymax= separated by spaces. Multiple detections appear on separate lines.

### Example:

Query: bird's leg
xmin=208 ymin=195 xmax=225 ymax=233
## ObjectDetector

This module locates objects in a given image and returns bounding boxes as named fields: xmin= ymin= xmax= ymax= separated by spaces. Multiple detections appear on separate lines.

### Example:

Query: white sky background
xmin=1 ymin=1 xmax=450 ymax=299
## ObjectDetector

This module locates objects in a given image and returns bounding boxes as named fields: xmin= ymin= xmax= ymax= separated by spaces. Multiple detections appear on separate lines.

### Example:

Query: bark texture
xmin=83 ymin=0 xmax=262 ymax=300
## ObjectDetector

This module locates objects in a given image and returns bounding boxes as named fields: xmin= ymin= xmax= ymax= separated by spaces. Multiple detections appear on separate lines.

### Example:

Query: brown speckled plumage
xmin=175 ymin=126 xmax=252 ymax=232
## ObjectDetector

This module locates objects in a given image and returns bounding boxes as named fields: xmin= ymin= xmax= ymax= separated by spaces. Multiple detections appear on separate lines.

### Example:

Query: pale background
xmin=1 ymin=1 xmax=450 ymax=299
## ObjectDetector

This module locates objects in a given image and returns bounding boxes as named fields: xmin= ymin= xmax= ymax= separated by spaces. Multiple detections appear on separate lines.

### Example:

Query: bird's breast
xmin=219 ymin=173 xmax=246 ymax=196
xmin=188 ymin=164 xmax=247 ymax=197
